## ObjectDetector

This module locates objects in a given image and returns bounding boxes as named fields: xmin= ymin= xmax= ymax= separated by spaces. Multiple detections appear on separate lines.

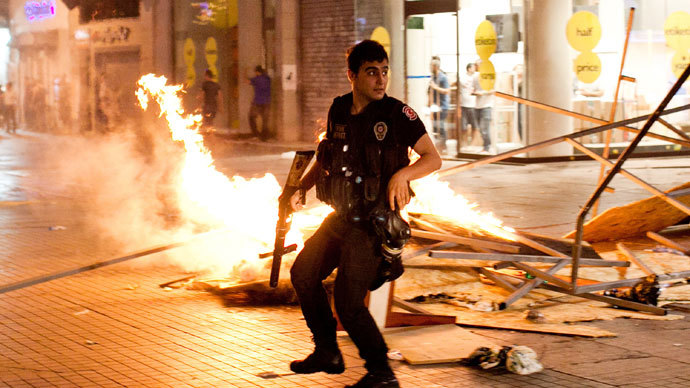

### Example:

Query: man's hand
xmin=387 ymin=170 xmax=411 ymax=210
xmin=289 ymin=190 xmax=305 ymax=212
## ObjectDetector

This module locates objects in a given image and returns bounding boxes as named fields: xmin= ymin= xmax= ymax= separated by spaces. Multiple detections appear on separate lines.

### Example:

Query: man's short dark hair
xmin=205 ymin=69 xmax=214 ymax=78
xmin=466 ymin=63 xmax=474 ymax=71
xmin=255 ymin=65 xmax=265 ymax=74
xmin=347 ymin=40 xmax=388 ymax=74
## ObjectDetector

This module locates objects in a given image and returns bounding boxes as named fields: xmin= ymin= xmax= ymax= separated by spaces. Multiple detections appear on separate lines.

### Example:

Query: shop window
xmin=79 ymin=0 xmax=140 ymax=23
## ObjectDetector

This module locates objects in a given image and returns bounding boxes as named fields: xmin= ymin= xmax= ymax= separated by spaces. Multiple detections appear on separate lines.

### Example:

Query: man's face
xmin=349 ymin=59 xmax=389 ymax=102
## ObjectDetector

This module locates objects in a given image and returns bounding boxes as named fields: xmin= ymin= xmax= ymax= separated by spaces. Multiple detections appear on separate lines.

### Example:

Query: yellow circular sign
xmin=370 ymin=26 xmax=391 ymax=57
xmin=477 ymin=59 xmax=496 ymax=91
xmin=566 ymin=11 xmax=602 ymax=52
xmin=665 ymin=11 xmax=690 ymax=51
xmin=184 ymin=38 xmax=195 ymax=65
xmin=573 ymin=51 xmax=601 ymax=83
xmin=671 ymin=50 xmax=690 ymax=79
xmin=475 ymin=21 xmax=497 ymax=60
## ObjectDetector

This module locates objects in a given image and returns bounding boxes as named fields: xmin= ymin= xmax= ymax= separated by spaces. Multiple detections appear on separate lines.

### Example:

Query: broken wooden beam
xmin=616 ymin=243 xmax=655 ymax=276
xmin=575 ymin=270 xmax=690 ymax=293
xmin=411 ymin=229 xmax=520 ymax=253
xmin=540 ymin=283 xmax=666 ymax=315
xmin=500 ymin=260 xmax=570 ymax=309
xmin=646 ymin=231 xmax=690 ymax=255
xmin=428 ymin=251 xmax=630 ymax=267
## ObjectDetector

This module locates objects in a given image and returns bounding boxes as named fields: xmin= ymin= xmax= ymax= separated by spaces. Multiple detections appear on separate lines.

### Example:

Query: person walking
xmin=472 ymin=60 xmax=495 ymax=153
xmin=287 ymin=40 xmax=441 ymax=388
xmin=249 ymin=65 xmax=271 ymax=140
xmin=428 ymin=56 xmax=451 ymax=153
xmin=200 ymin=69 xmax=222 ymax=131
xmin=459 ymin=62 xmax=479 ymax=149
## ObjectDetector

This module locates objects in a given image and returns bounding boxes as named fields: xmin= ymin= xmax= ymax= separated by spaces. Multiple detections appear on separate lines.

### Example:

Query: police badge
xmin=373 ymin=121 xmax=388 ymax=141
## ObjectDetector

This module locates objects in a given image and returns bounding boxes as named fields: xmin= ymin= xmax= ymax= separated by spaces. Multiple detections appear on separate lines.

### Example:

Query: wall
xmin=299 ymin=0 xmax=354 ymax=140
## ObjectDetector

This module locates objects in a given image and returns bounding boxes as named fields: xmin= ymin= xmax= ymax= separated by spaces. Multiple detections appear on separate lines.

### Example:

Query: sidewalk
xmin=1 ymin=130 xmax=689 ymax=387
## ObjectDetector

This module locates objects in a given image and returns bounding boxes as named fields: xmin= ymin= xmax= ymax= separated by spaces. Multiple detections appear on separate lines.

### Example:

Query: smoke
xmin=38 ymin=91 xmax=281 ymax=281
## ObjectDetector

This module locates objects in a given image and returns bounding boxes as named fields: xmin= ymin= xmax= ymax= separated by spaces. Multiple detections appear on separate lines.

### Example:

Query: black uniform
xmin=290 ymin=93 xmax=426 ymax=373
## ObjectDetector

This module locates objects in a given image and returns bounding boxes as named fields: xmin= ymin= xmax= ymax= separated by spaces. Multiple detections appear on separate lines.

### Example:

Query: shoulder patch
xmin=402 ymin=105 xmax=418 ymax=121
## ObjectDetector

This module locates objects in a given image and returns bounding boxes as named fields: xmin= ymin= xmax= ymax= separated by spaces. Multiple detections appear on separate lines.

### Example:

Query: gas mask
xmin=369 ymin=204 xmax=411 ymax=290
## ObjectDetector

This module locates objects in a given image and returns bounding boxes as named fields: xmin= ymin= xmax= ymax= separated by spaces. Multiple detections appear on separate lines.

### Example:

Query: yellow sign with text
xmin=371 ymin=26 xmax=391 ymax=56
xmin=184 ymin=38 xmax=196 ymax=87
xmin=665 ymin=11 xmax=690 ymax=51
xmin=573 ymin=51 xmax=601 ymax=83
xmin=671 ymin=50 xmax=690 ymax=79
xmin=478 ymin=60 xmax=495 ymax=91
xmin=566 ymin=11 xmax=602 ymax=52
xmin=475 ymin=21 xmax=497 ymax=60
xmin=205 ymin=37 xmax=218 ymax=82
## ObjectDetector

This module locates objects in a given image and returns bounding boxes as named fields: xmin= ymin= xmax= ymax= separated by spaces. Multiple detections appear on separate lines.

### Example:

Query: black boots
xmin=290 ymin=347 xmax=345 ymax=374
xmin=346 ymin=370 xmax=400 ymax=388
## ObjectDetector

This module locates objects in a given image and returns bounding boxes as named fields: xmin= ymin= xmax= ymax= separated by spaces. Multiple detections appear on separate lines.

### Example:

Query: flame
xmin=135 ymin=74 xmax=514 ymax=280
xmin=136 ymin=74 xmax=324 ymax=280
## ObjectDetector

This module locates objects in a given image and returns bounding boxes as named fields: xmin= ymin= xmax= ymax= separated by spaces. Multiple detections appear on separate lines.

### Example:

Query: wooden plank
xmin=474 ymin=267 xmax=518 ymax=291
xmin=411 ymin=229 xmax=521 ymax=253
xmin=663 ymin=303 xmax=690 ymax=313
xmin=392 ymin=297 xmax=433 ymax=315
xmin=428 ymin=251 xmax=630 ymax=267
xmin=454 ymin=316 xmax=617 ymax=337
xmin=616 ymin=243 xmax=655 ymax=276
xmin=646 ymin=231 xmax=690 ymax=255
xmin=382 ymin=324 xmax=496 ymax=365
xmin=564 ymin=182 xmax=690 ymax=242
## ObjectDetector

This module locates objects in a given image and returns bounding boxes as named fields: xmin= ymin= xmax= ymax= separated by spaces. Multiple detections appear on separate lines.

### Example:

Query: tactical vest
xmin=316 ymin=94 xmax=410 ymax=222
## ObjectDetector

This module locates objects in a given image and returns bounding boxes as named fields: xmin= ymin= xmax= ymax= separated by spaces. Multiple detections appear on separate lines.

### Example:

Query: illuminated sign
xmin=25 ymin=1 xmax=56 ymax=22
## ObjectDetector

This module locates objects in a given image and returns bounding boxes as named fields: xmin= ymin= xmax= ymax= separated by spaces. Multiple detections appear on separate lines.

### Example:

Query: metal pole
xmin=572 ymin=63 xmax=690 ymax=291
xmin=592 ymin=7 xmax=636 ymax=217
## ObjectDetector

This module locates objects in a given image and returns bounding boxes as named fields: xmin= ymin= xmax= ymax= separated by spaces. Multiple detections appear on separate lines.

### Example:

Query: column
xmin=274 ymin=0 xmax=301 ymax=142
xmin=525 ymin=0 xmax=573 ymax=157
xmin=238 ymin=1 xmax=264 ymax=135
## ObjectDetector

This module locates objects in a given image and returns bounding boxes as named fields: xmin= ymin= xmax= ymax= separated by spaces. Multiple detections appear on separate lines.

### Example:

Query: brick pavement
xmin=1 ymin=131 xmax=689 ymax=387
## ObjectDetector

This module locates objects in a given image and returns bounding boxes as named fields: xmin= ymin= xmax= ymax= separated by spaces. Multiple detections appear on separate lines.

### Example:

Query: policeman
xmin=288 ymin=40 xmax=441 ymax=388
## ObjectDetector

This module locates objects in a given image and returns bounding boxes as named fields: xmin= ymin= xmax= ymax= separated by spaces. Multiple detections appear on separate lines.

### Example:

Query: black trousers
xmin=290 ymin=213 xmax=390 ymax=372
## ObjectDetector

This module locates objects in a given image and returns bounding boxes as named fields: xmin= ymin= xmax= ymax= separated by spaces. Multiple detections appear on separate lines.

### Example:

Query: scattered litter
xmin=604 ymin=274 xmax=660 ymax=306
xmin=506 ymin=346 xmax=544 ymax=375
xmin=48 ymin=226 xmax=66 ymax=231
xmin=257 ymin=371 xmax=293 ymax=379
xmin=525 ymin=310 xmax=546 ymax=323
xmin=407 ymin=293 xmax=497 ymax=311
xmin=73 ymin=309 xmax=90 ymax=316
xmin=84 ymin=340 xmax=98 ymax=346
xmin=124 ymin=284 xmax=139 ymax=290
xmin=673 ymin=343 xmax=683 ymax=347
xmin=647 ymin=246 xmax=686 ymax=256
xmin=387 ymin=349 xmax=404 ymax=361
xmin=467 ymin=345 xmax=543 ymax=375
xmin=162 ymin=287 xmax=173 ymax=291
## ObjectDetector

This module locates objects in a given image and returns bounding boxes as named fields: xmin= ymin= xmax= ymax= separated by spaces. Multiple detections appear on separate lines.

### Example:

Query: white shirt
xmin=460 ymin=72 xmax=476 ymax=108
xmin=473 ymin=73 xmax=494 ymax=109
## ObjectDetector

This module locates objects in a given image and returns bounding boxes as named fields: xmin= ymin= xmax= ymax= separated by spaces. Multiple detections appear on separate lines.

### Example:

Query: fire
xmin=136 ymin=74 xmax=323 ymax=280
xmin=135 ymin=74 xmax=513 ymax=281
xmin=408 ymin=173 xmax=516 ymax=241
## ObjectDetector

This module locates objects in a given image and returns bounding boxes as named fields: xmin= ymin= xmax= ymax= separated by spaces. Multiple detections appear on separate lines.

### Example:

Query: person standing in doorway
xmin=472 ymin=60 xmax=495 ymax=154
xmin=249 ymin=65 xmax=271 ymax=141
xmin=4 ymin=83 xmax=17 ymax=134
xmin=459 ymin=62 xmax=479 ymax=149
xmin=288 ymin=40 xmax=441 ymax=388
xmin=200 ymin=69 xmax=223 ymax=132
xmin=428 ymin=56 xmax=451 ymax=154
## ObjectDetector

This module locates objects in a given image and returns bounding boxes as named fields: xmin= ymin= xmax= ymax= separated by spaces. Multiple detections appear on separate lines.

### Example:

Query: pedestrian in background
xmin=200 ymin=69 xmax=222 ymax=132
xmin=472 ymin=60 xmax=495 ymax=154
xmin=249 ymin=65 xmax=271 ymax=141
xmin=459 ymin=62 xmax=479 ymax=149
xmin=428 ymin=56 xmax=451 ymax=154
